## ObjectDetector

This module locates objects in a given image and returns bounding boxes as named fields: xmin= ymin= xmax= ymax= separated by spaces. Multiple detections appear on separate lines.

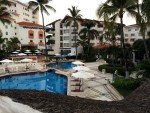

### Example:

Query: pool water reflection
xmin=49 ymin=62 xmax=76 ymax=69
xmin=0 ymin=70 xmax=67 ymax=95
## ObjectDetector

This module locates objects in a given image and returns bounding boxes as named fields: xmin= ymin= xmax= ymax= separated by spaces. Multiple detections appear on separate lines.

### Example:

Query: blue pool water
xmin=49 ymin=62 xmax=76 ymax=69
xmin=0 ymin=70 xmax=67 ymax=95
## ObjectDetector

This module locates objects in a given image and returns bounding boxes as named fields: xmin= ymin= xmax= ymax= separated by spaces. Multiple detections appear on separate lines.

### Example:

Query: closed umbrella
xmin=73 ymin=66 xmax=90 ymax=71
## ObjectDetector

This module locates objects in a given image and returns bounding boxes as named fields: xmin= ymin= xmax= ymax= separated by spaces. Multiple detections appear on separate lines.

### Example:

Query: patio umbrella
xmin=35 ymin=51 xmax=42 ymax=54
xmin=71 ymin=71 xmax=94 ymax=79
xmin=20 ymin=58 xmax=33 ymax=62
xmin=72 ymin=61 xmax=85 ymax=65
xmin=55 ymin=53 xmax=61 ymax=56
xmin=17 ymin=53 xmax=27 ymax=56
xmin=0 ymin=59 xmax=13 ymax=63
xmin=12 ymin=51 xmax=19 ymax=54
xmin=73 ymin=66 xmax=90 ymax=71
xmin=24 ymin=51 xmax=31 ymax=54
xmin=25 ymin=50 xmax=31 ymax=52
xmin=16 ymin=50 xmax=21 ymax=52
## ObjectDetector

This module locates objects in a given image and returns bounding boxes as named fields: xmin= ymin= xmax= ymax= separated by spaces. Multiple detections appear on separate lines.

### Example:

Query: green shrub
xmin=98 ymin=64 xmax=125 ymax=76
xmin=112 ymin=77 xmax=143 ymax=90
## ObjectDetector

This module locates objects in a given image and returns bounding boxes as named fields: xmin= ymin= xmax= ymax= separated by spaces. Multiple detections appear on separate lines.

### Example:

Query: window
xmin=64 ymin=29 xmax=70 ymax=34
xmin=14 ymin=27 xmax=16 ymax=29
xmin=60 ymin=23 xmax=63 ymax=28
xmin=60 ymin=36 xmax=63 ymax=41
xmin=128 ymin=29 xmax=131 ymax=31
xmin=60 ymin=43 xmax=63 ymax=47
xmin=5 ymin=25 xmax=8 ymax=29
xmin=135 ymin=28 xmax=138 ymax=31
xmin=39 ymin=34 xmax=43 ymax=37
xmin=15 ymin=33 xmax=16 ymax=35
xmin=64 ymin=36 xmax=69 ymax=40
xmin=30 ymin=40 xmax=33 ymax=42
xmin=30 ymin=33 xmax=33 ymax=36
xmin=64 ymin=43 xmax=69 ymax=47
xmin=72 ymin=36 xmax=76 ymax=41
xmin=60 ymin=30 xmax=63 ymax=35
xmin=6 ymin=32 xmax=8 ymax=35
xmin=40 ymin=40 xmax=42 ymax=42
xmin=131 ymin=34 xmax=135 ymax=36
xmin=125 ymin=34 xmax=128 ymax=37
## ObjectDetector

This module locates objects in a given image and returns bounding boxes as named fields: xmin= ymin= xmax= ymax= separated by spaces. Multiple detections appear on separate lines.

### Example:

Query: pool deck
xmin=55 ymin=60 xmax=124 ymax=101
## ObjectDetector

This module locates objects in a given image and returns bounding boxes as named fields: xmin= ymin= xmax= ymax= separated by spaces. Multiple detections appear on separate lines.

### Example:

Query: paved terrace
xmin=55 ymin=60 xmax=123 ymax=101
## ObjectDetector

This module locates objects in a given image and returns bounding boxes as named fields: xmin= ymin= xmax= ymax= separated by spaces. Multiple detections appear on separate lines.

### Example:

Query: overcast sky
xmin=21 ymin=0 xmax=136 ymax=25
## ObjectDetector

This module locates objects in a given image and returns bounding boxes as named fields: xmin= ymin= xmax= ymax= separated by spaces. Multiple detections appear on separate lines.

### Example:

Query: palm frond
xmin=45 ymin=5 xmax=56 ymax=12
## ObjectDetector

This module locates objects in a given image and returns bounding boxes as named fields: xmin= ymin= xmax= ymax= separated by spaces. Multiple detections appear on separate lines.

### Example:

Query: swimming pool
xmin=0 ymin=70 xmax=68 ymax=95
xmin=49 ymin=62 xmax=76 ymax=69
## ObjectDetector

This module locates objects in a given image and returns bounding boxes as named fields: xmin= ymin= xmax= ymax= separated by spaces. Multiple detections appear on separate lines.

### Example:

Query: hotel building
xmin=46 ymin=17 xmax=104 ymax=55
xmin=0 ymin=0 xmax=46 ymax=50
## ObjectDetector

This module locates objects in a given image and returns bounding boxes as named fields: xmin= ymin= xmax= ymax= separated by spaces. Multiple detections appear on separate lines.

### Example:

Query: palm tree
xmin=135 ymin=0 xmax=150 ymax=59
xmin=64 ymin=6 xmax=82 ymax=59
xmin=0 ymin=30 xmax=5 ymax=50
xmin=97 ymin=0 xmax=137 ymax=78
xmin=9 ymin=37 xmax=20 ymax=51
xmin=79 ymin=20 xmax=99 ymax=55
xmin=0 ymin=0 xmax=11 ymax=24
xmin=28 ymin=0 xmax=56 ymax=59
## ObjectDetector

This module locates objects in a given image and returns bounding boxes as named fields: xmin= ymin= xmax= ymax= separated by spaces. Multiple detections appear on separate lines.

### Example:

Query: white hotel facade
xmin=0 ymin=0 xmax=46 ymax=50
xmin=47 ymin=18 xmax=104 ymax=55
xmin=1 ymin=0 xmax=149 ymax=55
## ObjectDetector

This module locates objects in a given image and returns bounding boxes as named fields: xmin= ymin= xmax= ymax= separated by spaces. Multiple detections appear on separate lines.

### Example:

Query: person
xmin=113 ymin=70 xmax=118 ymax=81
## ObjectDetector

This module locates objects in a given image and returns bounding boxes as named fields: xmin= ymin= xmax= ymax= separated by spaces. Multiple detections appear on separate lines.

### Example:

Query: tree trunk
xmin=74 ymin=19 xmax=78 ymax=59
xmin=41 ymin=9 xmax=47 ymax=61
xmin=142 ymin=33 xmax=149 ymax=59
xmin=87 ymin=31 xmax=90 ymax=56
xmin=120 ymin=17 xmax=129 ymax=79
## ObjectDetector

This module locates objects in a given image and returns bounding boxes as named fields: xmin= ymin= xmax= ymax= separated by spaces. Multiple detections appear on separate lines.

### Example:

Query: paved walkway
xmin=68 ymin=60 xmax=124 ymax=101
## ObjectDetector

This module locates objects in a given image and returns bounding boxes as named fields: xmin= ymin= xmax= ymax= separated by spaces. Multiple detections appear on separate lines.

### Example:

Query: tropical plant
xmin=28 ymin=0 xmax=56 ymax=58
xmin=0 ymin=30 xmax=5 ymax=50
xmin=136 ymin=60 xmax=150 ymax=78
xmin=9 ymin=37 xmax=20 ymax=51
xmin=133 ymin=38 xmax=150 ymax=60
xmin=135 ymin=0 xmax=150 ymax=59
xmin=64 ymin=6 xmax=82 ymax=59
xmin=0 ymin=0 xmax=11 ymax=24
xmin=77 ymin=35 xmax=88 ymax=55
xmin=79 ymin=20 xmax=99 ymax=55
xmin=97 ymin=0 xmax=137 ymax=78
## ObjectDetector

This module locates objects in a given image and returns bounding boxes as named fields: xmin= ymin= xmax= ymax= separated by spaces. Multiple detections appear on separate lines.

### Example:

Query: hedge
xmin=98 ymin=64 xmax=125 ymax=76
xmin=112 ymin=77 xmax=143 ymax=90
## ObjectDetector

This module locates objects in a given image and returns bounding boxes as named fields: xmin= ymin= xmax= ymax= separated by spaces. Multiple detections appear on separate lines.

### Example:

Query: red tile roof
xmin=17 ymin=22 xmax=43 ymax=28
xmin=93 ymin=44 xmax=111 ymax=49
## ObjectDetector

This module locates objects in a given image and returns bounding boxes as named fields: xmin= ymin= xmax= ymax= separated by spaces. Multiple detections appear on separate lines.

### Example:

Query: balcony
xmin=28 ymin=42 xmax=34 ymax=45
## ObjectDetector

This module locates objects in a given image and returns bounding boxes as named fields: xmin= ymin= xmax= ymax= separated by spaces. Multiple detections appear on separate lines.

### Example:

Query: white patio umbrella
xmin=16 ymin=50 xmax=21 ymax=52
xmin=71 ymin=71 xmax=94 ymax=79
xmin=17 ymin=53 xmax=27 ymax=56
xmin=20 ymin=58 xmax=33 ymax=62
xmin=25 ymin=50 xmax=31 ymax=52
xmin=12 ymin=51 xmax=19 ymax=54
xmin=55 ymin=53 xmax=61 ymax=56
xmin=24 ymin=51 xmax=31 ymax=54
xmin=73 ymin=66 xmax=90 ymax=71
xmin=0 ymin=59 xmax=13 ymax=63
xmin=72 ymin=61 xmax=85 ymax=65
xmin=35 ymin=51 xmax=42 ymax=54
xmin=35 ymin=49 xmax=40 ymax=52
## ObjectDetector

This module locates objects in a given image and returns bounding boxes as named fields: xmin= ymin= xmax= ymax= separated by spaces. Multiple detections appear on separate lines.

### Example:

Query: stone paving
xmin=68 ymin=60 xmax=124 ymax=101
